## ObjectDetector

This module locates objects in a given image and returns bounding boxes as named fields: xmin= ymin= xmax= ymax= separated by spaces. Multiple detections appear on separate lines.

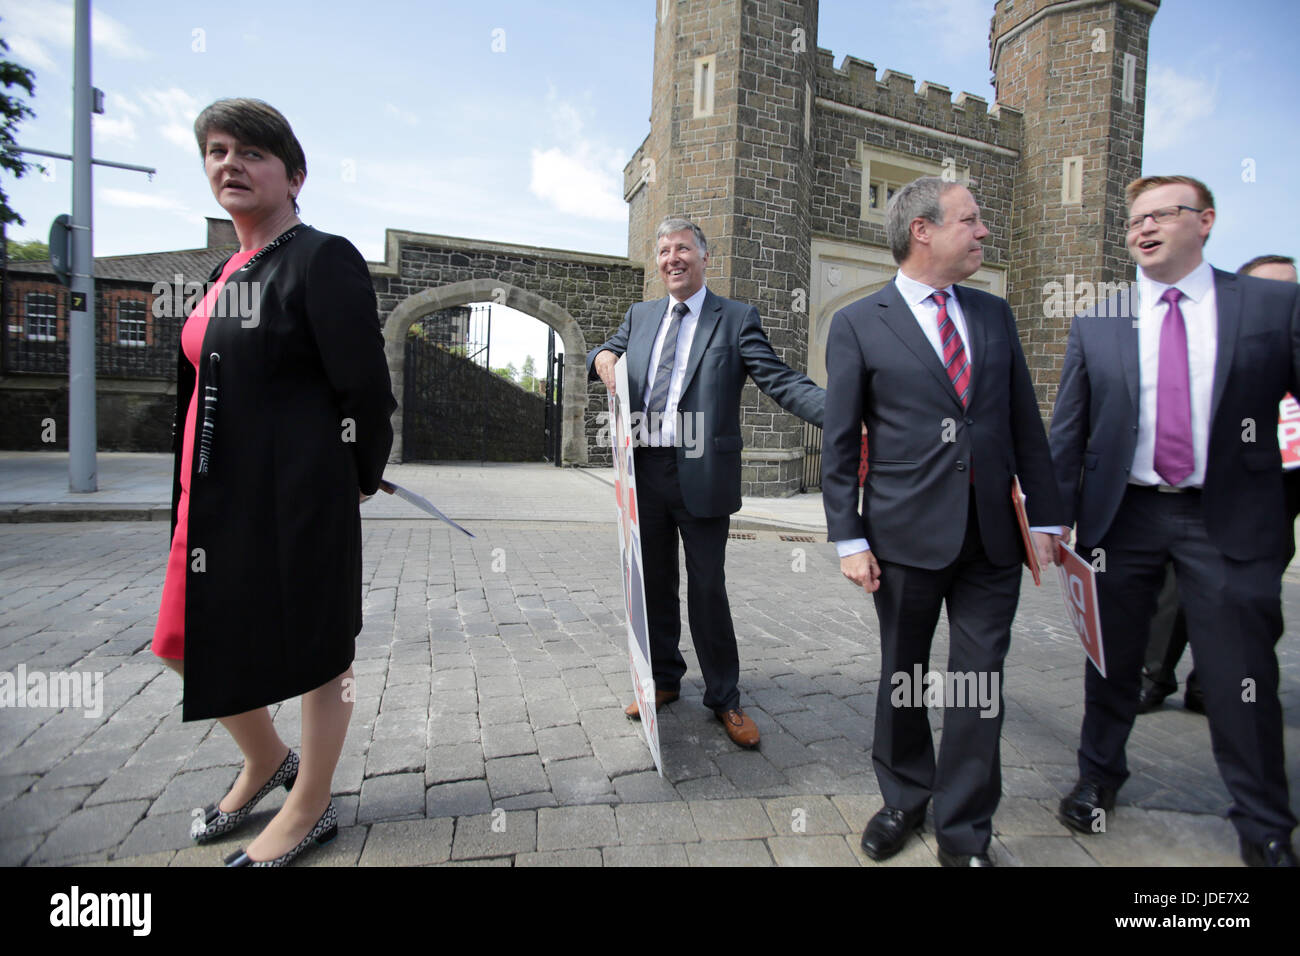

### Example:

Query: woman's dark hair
xmin=194 ymin=98 xmax=307 ymax=208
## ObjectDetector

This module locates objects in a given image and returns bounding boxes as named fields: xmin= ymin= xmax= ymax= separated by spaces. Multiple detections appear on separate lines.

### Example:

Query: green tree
xmin=0 ymin=32 xmax=39 ymax=228
xmin=8 ymin=238 xmax=47 ymax=260
xmin=493 ymin=362 xmax=519 ymax=384
xmin=521 ymin=355 xmax=538 ymax=394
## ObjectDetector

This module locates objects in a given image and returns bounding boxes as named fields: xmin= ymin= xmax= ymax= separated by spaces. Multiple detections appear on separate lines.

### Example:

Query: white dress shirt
xmin=641 ymin=284 xmax=708 ymax=447
xmin=835 ymin=270 xmax=1058 ymax=557
xmin=1129 ymin=259 xmax=1217 ymax=487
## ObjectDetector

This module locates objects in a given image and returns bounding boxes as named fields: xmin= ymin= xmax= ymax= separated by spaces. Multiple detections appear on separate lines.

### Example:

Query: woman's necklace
xmin=238 ymin=224 xmax=302 ymax=272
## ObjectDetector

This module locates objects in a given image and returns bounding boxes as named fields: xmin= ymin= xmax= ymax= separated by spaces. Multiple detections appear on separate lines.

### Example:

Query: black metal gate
xmin=543 ymin=329 xmax=564 ymax=465
xmin=402 ymin=304 xmax=491 ymax=461
xmin=801 ymin=421 xmax=822 ymax=491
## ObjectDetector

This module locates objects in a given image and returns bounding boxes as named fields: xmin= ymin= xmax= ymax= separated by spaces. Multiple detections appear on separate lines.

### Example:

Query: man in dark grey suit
xmin=1050 ymin=175 xmax=1299 ymax=866
xmin=822 ymin=177 xmax=1064 ymax=866
xmin=588 ymin=217 xmax=824 ymax=749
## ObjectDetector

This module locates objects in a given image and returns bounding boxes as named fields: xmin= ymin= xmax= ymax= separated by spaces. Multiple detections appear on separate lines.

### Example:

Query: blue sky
xmin=2 ymin=0 xmax=1297 ymax=368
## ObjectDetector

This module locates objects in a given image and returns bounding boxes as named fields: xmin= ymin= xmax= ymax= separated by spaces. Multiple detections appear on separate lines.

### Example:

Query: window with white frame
xmin=859 ymin=147 xmax=968 ymax=223
xmin=24 ymin=292 xmax=57 ymax=341
xmin=117 ymin=299 xmax=147 ymax=347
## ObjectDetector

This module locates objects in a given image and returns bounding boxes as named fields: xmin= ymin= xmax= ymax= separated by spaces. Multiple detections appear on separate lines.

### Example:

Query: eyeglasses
xmin=1124 ymin=205 xmax=1205 ymax=232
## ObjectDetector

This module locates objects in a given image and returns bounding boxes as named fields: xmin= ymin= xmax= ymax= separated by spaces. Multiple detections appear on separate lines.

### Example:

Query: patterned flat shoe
xmin=224 ymin=801 xmax=338 ymax=867
xmin=191 ymin=750 xmax=299 ymax=843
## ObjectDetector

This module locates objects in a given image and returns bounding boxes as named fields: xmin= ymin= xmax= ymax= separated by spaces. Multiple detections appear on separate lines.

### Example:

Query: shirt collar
xmin=1138 ymin=259 xmax=1214 ymax=306
xmin=894 ymin=270 xmax=956 ymax=309
xmin=669 ymin=284 xmax=709 ymax=319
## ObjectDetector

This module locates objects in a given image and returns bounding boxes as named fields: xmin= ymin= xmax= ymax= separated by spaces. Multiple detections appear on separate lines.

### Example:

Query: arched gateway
xmin=367 ymin=230 xmax=644 ymax=466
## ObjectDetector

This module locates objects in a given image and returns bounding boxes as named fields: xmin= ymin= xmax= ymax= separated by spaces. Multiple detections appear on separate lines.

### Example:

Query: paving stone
xmin=616 ymin=801 xmax=699 ymax=845
xmin=689 ymin=798 xmax=776 ymax=841
xmin=1072 ymin=808 xmax=1240 ymax=866
xmin=479 ymin=696 xmax=529 ymax=725
xmin=1 ymin=785 xmax=90 ymax=836
xmin=482 ymin=722 xmax=538 ymax=759
xmin=714 ymin=750 xmax=791 ymax=794
xmin=536 ymin=724 xmax=593 ymax=762
xmin=516 ymin=848 xmax=603 ymax=866
xmin=359 ymin=818 xmax=454 ymax=866
xmin=494 ymin=791 xmax=558 ymax=811
xmin=113 ymin=809 xmax=195 ymax=859
xmin=428 ymin=712 xmax=480 ymax=747
xmin=674 ymin=775 xmax=741 ymax=801
xmin=764 ymin=795 xmax=849 ymax=836
xmin=365 ymin=736 xmax=427 ymax=777
xmin=426 ymin=779 xmax=493 ymax=819
xmin=768 ymin=834 xmax=861 ymax=867
xmin=357 ymin=772 xmax=426 ymax=823
xmin=0 ymin=833 xmax=43 ymax=866
xmin=591 ymin=736 xmax=657 ymax=778
xmin=526 ymin=697 xmax=580 ymax=728
xmin=299 ymin=825 xmax=367 ymax=866
xmin=146 ymin=766 xmax=237 ymax=817
xmin=603 ymin=843 xmax=689 ymax=866
xmin=425 ymin=743 xmax=486 ymax=785
xmin=992 ymin=797 xmax=1068 ymax=838
xmin=451 ymin=810 xmax=537 ymax=860
xmin=40 ymin=748 xmax=133 ymax=789
xmin=685 ymin=839 xmax=774 ymax=866
xmin=612 ymin=771 xmax=680 ymax=804
xmin=486 ymin=754 xmax=549 ymax=801
xmin=537 ymin=805 xmax=618 ymax=851
xmin=546 ymin=757 xmax=615 ymax=805
xmin=33 ymin=799 xmax=149 ymax=862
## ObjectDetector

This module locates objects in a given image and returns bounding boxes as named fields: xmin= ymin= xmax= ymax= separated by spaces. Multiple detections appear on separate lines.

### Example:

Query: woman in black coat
xmin=151 ymin=98 xmax=395 ymax=866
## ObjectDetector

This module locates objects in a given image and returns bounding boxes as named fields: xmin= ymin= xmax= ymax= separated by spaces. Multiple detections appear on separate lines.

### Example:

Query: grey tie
xmin=646 ymin=301 xmax=690 ymax=426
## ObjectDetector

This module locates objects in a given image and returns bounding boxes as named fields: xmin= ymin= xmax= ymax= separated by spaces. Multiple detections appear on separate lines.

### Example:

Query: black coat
xmin=170 ymin=226 xmax=395 ymax=720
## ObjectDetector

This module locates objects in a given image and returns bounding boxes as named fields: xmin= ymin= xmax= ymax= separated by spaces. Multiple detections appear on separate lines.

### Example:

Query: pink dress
xmin=151 ymin=248 xmax=260 ymax=659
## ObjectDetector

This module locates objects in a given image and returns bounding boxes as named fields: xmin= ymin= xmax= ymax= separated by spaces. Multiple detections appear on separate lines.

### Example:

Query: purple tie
xmin=1153 ymin=287 xmax=1194 ymax=485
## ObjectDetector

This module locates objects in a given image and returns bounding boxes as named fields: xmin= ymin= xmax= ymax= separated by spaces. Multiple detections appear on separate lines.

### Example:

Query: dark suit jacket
xmin=1049 ymin=268 xmax=1300 ymax=560
xmin=172 ymin=226 xmax=396 ymax=720
xmin=587 ymin=289 xmax=824 ymax=517
xmin=822 ymin=282 xmax=1063 ymax=570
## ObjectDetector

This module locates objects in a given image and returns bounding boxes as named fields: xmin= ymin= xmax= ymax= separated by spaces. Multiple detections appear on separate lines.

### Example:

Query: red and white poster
xmin=1278 ymin=394 xmax=1300 ymax=470
xmin=610 ymin=356 xmax=662 ymax=775
xmin=1057 ymin=541 xmax=1105 ymax=678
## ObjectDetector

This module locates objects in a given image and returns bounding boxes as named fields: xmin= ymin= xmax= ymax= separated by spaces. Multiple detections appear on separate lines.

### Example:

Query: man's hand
xmin=1031 ymin=531 xmax=1060 ymax=569
xmin=594 ymin=350 xmax=619 ymax=393
xmin=840 ymin=550 xmax=882 ymax=593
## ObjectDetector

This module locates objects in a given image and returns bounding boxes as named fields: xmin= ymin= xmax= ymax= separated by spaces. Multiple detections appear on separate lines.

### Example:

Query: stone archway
xmin=384 ymin=278 xmax=590 ymax=465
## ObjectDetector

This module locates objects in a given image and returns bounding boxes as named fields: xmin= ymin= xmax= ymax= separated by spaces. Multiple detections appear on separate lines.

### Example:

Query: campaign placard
xmin=609 ymin=356 xmax=662 ymax=775
xmin=1278 ymin=393 xmax=1300 ymax=470
xmin=1057 ymin=541 xmax=1105 ymax=678
xmin=1012 ymin=475 xmax=1042 ymax=586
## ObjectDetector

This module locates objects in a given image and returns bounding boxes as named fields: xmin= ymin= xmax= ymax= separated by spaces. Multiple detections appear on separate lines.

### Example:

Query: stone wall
xmin=402 ymin=347 xmax=546 ymax=462
xmin=0 ymin=376 xmax=174 ymax=452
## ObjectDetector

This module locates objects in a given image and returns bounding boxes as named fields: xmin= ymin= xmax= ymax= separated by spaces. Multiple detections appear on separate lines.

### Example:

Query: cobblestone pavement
xmin=1 ymin=509 xmax=1296 ymax=867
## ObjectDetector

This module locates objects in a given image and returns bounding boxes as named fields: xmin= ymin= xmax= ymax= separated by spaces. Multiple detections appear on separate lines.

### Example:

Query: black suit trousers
xmin=871 ymin=489 xmax=1021 ymax=855
xmin=634 ymin=448 xmax=740 ymax=712
xmin=1080 ymin=486 xmax=1296 ymax=844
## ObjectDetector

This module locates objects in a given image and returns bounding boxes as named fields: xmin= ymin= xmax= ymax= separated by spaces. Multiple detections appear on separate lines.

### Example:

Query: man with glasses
xmin=1138 ymin=255 xmax=1300 ymax=719
xmin=1050 ymin=175 xmax=1300 ymax=866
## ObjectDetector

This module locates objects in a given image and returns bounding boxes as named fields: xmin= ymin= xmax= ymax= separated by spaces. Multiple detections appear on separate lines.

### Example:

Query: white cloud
xmin=527 ymin=88 xmax=627 ymax=222
xmin=1145 ymin=66 xmax=1218 ymax=152
xmin=529 ymin=146 xmax=626 ymax=221
xmin=138 ymin=87 xmax=203 ymax=153
xmin=384 ymin=104 xmax=419 ymax=127
xmin=93 ymin=113 xmax=136 ymax=142
xmin=0 ymin=0 xmax=146 ymax=71
xmin=99 ymin=187 xmax=190 ymax=215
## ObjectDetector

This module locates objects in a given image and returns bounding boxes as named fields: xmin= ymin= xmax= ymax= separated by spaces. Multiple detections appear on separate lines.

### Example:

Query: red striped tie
xmin=933 ymin=291 xmax=970 ymax=407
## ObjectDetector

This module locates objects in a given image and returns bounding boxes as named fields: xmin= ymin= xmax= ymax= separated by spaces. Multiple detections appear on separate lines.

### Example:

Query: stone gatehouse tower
xmin=620 ymin=0 xmax=1158 ymax=496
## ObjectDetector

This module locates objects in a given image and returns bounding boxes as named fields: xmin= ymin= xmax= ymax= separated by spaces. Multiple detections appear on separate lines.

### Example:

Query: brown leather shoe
xmin=625 ymin=689 xmax=679 ymax=721
xmin=715 ymin=707 xmax=760 ymax=748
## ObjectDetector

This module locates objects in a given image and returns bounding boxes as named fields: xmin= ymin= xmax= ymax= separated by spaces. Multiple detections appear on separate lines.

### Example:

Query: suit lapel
xmin=1209 ymin=268 xmax=1240 ymax=428
xmin=878 ymin=284 xmax=964 ymax=412
xmin=1117 ymin=290 xmax=1140 ymax=421
xmin=678 ymin=289 xmax=724 ymax=398
xmin=629 ymin=297 xmax=669 ymax=410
